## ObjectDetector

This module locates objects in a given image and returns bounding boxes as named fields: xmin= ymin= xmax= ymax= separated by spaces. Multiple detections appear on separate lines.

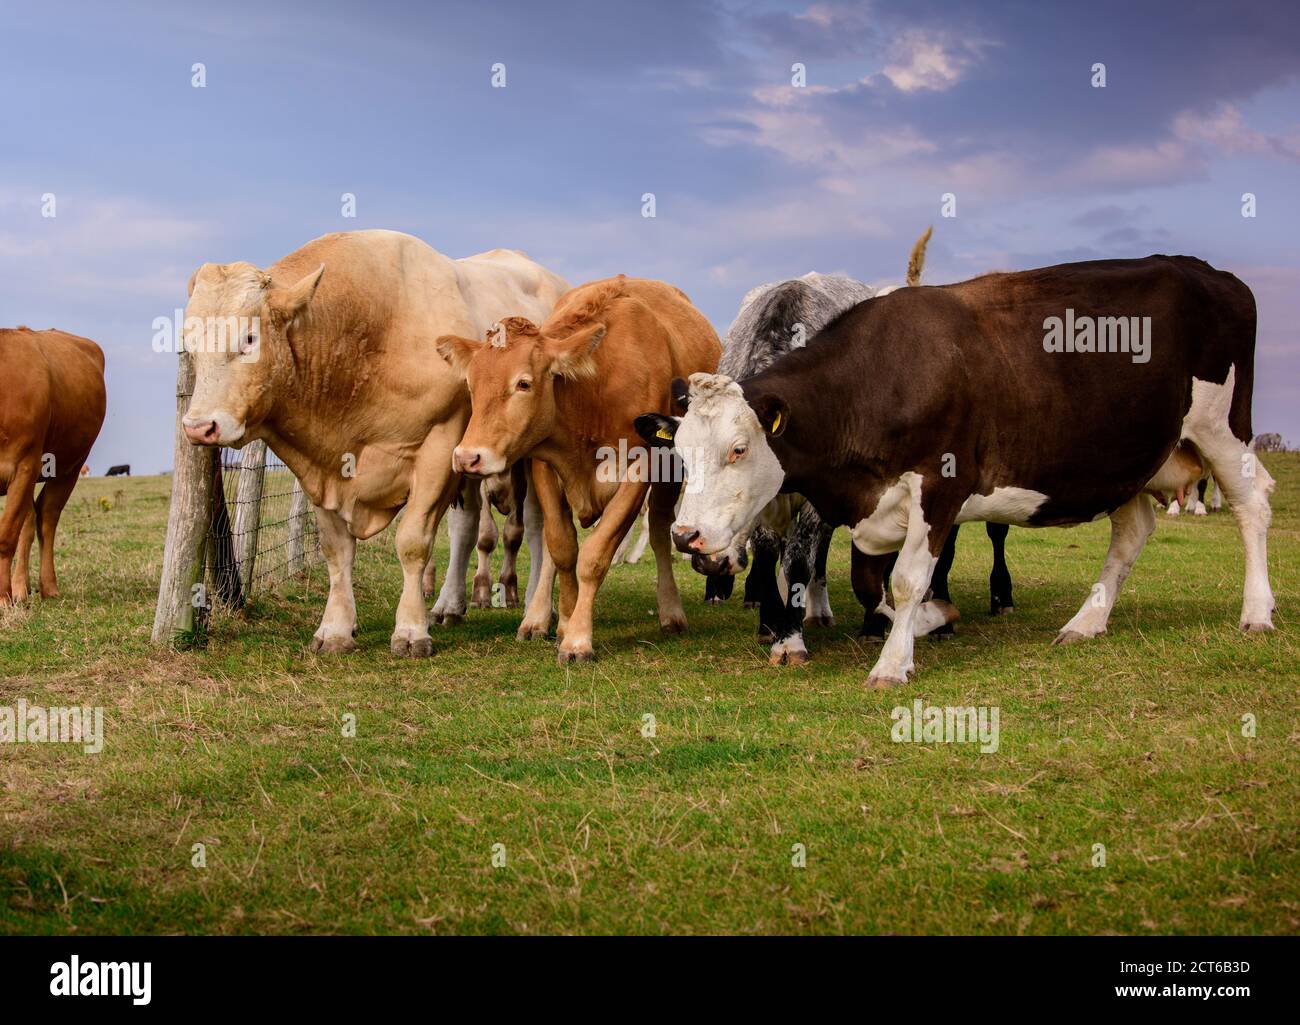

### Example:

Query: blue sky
xmin=2 ymin=0 xmax=1298 ymax=472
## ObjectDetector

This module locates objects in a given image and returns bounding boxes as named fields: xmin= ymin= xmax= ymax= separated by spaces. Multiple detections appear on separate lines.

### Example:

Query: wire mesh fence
xmin=206 ymin=442 xmax=321 ymax=609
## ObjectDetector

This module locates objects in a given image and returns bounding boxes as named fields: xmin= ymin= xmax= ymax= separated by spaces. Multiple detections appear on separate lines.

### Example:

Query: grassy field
xmin=1 ymin=457 xmax=1297 ymax=935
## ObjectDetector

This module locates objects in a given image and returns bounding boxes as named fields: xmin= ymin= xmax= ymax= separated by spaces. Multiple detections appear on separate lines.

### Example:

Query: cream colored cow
xmin=181 ymin=229 xmax=567 ymax=655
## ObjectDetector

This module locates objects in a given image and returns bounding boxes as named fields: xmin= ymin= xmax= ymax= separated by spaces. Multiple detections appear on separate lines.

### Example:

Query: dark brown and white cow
xmin=638 ymin=256 xmax=1275 ymax=686
xmin=683 ymin=228 xmax=1015 ymax=665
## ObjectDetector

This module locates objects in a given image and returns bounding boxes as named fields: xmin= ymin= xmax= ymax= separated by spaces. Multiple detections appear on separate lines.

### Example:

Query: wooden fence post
xmin=151 ymin=349 xmax=214 ymax=644
xmin=232 ymin=439 xmax=268 ymax=596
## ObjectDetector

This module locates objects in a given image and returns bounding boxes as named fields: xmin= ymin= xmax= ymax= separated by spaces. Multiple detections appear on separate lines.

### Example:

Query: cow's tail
xmin=906 ymin=226 xmax=932 ymax=287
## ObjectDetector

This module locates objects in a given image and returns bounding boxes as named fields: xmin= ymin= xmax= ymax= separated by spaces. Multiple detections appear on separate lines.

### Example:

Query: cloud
xmin=1172 ymin=103 xmax=1300 ymax=162
xmin=879 ymin=30 xmax=993 ymax=93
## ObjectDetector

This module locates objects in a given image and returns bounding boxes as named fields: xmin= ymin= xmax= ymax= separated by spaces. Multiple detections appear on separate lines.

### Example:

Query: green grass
xmin=1 ymin=457 xmax=1297 ymax=935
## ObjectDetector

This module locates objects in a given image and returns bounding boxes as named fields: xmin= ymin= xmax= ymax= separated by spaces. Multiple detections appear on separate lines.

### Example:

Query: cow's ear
xmin=750 ymin=394 xmax=789 ymax=437
xmin=671 ymin=376 xmax=690 ymax=411
xmin=187 ymin=264 xmax=206 ymax=298
xmin=545 ymin=322 xmax=605 ymax=380
xmin=635 ymin=413 xmax=679 ymax=448
xmin=436 ymin=334 xmax=483 ymax=374
xmin=268 ymin=264 xmax=325 ymax=320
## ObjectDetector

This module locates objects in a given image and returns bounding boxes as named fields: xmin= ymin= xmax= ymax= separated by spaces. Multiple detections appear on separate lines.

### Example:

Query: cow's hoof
xmin=391 ymin=635 xmax=434 ymax=657
xmin=557 ymin=646 xmax=594 ymax=664
xmin=660 ymin=616 xmax=688 ymax=635
xmin=770 ymin=648 xmax=810 ymax=667
xmin=469 ymin=599 xmax=491 ymax=610
xmin=517 ymin=624 xmax=549 ymax=641
xmin=1240 ymin=620 xmax=1275 ymax=634
xmin=859 ymin=631 xmax=886 ymax=643
xmin=1051 ymin=629 xmax=1092 ymax=646
xmin=744 ymin=600 xmax=760 ymax=610
xmin=929 ymin=624 xmax=955 ymax=641
xmin=503 ymin=586 xmax=519 ymax=607
xmin=433 ymin=611 xmax=464 ymax=626
xmin=866 ymin=673 xmax=905 ymax=689
xmin=311 ymin=635 xmax=358 ymax=655
xmin=991 ymin=604 xmax=1014 ymax=616
xmin=705 ymin=597 xmax=724 ymax=606
xmin=805 ymin=614 xmax=835 ymax=628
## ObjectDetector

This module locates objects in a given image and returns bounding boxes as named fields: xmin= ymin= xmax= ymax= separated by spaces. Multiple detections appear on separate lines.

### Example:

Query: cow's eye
xmin=729 ymin=444 xmax=747 ymax=463
xmin=242 ymin=334 xmax=256 ymax=353
xmin=515 ymin=378 xmax=531 ymax=392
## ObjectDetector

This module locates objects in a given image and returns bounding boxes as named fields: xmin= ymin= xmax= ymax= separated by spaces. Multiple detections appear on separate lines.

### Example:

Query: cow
xmin=106 ymin=464 xmax=130 ymax=476
xmin=680 ymin=229 xmax=1013 ymax=664
xmin=180 ymin=229 xmax=568 ymax=655
xmin=438 ymin=276 xmax=722 ymax=662
xmin=638 ymin=255 xmax=1275 ymax=687
xmin=0 ymin=327 xmax=107 ymax=605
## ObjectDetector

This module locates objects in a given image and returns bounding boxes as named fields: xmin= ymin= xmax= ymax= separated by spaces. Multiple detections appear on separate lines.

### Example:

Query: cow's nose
xmin=672 ymin=525 xmax=701 ymax=553
xmin=453 ymin=448 xmax=482 ymax=474
xmin=183 ymin=418 xmax=219 ymax=444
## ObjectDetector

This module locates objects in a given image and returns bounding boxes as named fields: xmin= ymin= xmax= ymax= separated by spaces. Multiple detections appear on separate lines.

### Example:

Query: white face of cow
xmin=180 ymin=261 xmax=324 ymax=448
xmin=637 ymin=374 xmax=787 ymax=563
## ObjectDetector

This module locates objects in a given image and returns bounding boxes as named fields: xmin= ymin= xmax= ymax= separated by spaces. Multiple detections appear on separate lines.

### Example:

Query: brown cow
xmin=438 ymin=277 xmax=721 ymax=662
xmin=0 ymin=327 xmax=106 ymax=605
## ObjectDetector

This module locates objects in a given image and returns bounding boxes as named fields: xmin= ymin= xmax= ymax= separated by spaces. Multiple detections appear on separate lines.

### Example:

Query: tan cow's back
xmin=549 ymin=277 xmax=721 ymax=446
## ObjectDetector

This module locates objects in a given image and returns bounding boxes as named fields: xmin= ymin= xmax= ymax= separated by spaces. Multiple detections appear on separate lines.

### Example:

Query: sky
xmin=2 ymin=0 xmax=1298 ymax=473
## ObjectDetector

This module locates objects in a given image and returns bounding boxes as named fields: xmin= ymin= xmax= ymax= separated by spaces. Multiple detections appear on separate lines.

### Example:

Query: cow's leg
xmin=852 ymin=546 xmax=895 ymax=640
xmin=987 ymin=521 xmax=1013 ymax=614
xmin=471 ymin=486 xmax=498 ymax=608
xmin=1187 ymin=433 xmax=1275 ymax=631
xmin=1192 ymin=476 xmax=1209 ymax=516
xmin=518 ymin=464 xmax=555 ymax=637
xmin=11 ymin=494 xmax=36 ymax=601
xmin=392 ymin=435 xmax=460 ymax=656
xmin=749 ymin=529 xmax=783 ymax=640
xmin=770 ymin=520 xmax=814 ymax=666
xmin=558 ymin=480 xmax=648 ymax=663
xmin=0 ymin=462 xmax=38 ymax=608
xmin=1208 ymin=474 xmax=1223 ymax=512
xmin=805 ymin=519 xmax=835 ymax=627
xmin=648 ymin=480 xmax=687 ymax=634
xmin=309 ymin=506 xmax=358 ymax=653
xmin=498 ymin=487 xmax=525 ymax=609
xmin=865 ymin=484 xmax=955 ymax=687
xmin=1053 ymin=494 xmax=1156 ymax=645
xmin=530 ymin=462 xmax=579 ymax=644
xmin=392 ymin=482 xmax=453 ymax=657
xmin=626 ymin=507 xmax=651 ymax=564
xmin=432 ymin=479 xmax=479 ymax=624
xmin=611 ymin=505 xmax=636 ymax=565
xmin=927 ymin=524 xmax=960 ymax=637
xmin=853 ymin=543 xmax=956 ymax=645
xmin=33 ymin=473 xmax=79 ymax=598
xmin=742 ymin=541 xmax=767 ymax=609
xmin=704 ymin=573 xmax=734 ymax=604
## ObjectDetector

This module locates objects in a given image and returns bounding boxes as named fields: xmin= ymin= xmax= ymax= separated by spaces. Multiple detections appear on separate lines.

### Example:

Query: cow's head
xmin=438 ymin=315 xmax=606 ymax=476
xmin=635 ymin=373 xmax=787 ymax=565
xmin=180 ymin=261 xmax=324 ymax=447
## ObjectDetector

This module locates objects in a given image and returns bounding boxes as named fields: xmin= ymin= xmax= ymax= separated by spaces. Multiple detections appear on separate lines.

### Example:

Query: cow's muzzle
xmin=671 ymin=525 xmax=707 ymax=553
xmin=691 ymin=548 xmax=747 ymax=576
xmin=182 ymin=417 xmax=221 ymax=445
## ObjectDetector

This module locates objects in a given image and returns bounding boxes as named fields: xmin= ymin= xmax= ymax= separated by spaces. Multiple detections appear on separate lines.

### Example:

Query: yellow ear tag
xmin=770 ymin=412 xmax=782 ymax=433
xmin=656 ymin=427 xmax=673 ymax=441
